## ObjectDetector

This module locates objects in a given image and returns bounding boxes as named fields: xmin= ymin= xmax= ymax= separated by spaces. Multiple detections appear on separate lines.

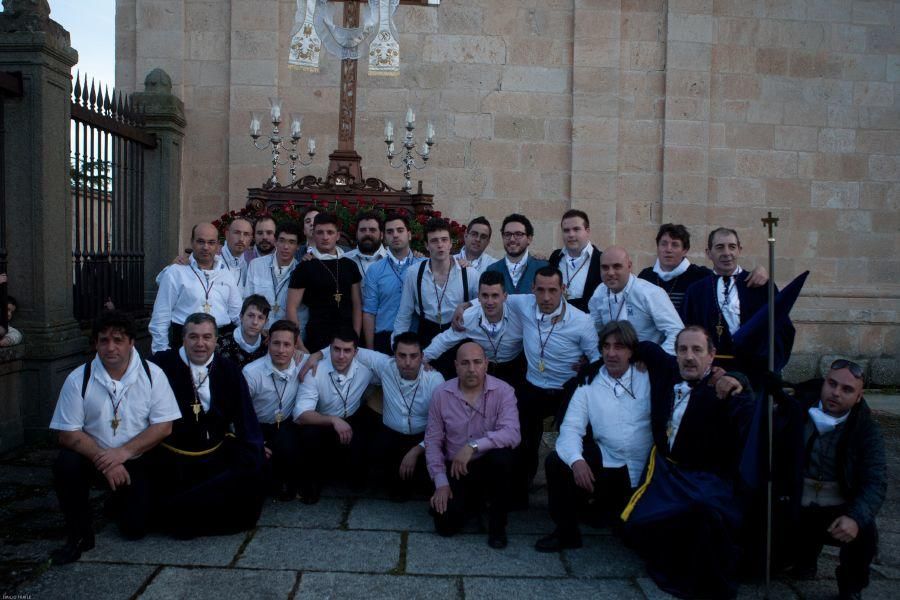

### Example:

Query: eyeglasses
xmin=830 ymin=359 xmax=864 ymax=380
xmin=502 ymin=231 xmax=527 ymax=240
xmin=466 ymin=232 xmax=490 ymax=241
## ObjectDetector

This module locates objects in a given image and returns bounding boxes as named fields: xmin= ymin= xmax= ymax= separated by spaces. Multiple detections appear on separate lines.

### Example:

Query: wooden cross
xmin=761 ymin=211 xmax=779 ymax=241
xmin=326 ymin=1 xmax=438 ymax=184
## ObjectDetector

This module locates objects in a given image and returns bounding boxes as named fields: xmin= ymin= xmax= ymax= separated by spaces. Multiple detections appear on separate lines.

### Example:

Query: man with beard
xmin=485 ymin=214 xmax=548 ymax=295
xmin=363 ymin=213 xmax=425 ymax=353
xmin=295 ymin=207 xmax=319 ymax=259
xmin=344 ymin=211 xmax=387 ymax=286
xmin=219 ymin=218 xmax=253 ymax=289
xmin=246 ymin=222 xmax=301 ymax=326
xmin=548 ymin=210 xmax=603 ymax=313
xmin=243 ymin=216 xmax=277 ymax=263
xmin=149 ymin=313 xmax=265 ymax=538
xmin=621 ymin=326 xmax=755 ymax=599
xmin=455 ymin=217 xmax=497 ymax=274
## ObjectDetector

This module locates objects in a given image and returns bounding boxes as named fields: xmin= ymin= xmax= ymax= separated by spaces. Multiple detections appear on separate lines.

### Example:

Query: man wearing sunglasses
xmin=784 ymin=359 xmax=885 ymax=600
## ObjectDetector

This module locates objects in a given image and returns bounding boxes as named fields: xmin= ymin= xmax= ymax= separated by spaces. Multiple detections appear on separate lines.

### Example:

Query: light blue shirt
xmin=362 ymin=252 xmax=425 ymax=333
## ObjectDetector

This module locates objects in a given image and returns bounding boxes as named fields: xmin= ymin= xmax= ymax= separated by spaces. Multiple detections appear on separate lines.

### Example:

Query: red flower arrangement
xmin=214 ymin=198 xmax=465 ymax=254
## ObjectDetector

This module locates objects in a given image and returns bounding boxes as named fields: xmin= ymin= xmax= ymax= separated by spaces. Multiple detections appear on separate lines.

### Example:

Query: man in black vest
xmin=548 ymin=209 xmax=602 ymax=313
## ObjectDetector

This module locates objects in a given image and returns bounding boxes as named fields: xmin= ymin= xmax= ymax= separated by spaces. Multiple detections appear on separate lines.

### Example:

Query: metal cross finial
xmin=762 ymin=211 xmax=779 ymax=240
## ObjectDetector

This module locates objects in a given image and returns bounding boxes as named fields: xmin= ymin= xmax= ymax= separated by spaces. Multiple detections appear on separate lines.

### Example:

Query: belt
xmin=161 ymin=432 xmax=235 ymax=456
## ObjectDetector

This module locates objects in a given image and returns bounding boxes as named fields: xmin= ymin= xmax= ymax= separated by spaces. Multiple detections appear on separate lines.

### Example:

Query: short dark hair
xmin=383 ymin=212 xmax=410 ymax=229
xmin=392 ymin=331 xmax=422 ymax=353
xmin=241 ymin=294 xmax=271 ymax=317
xmin=330 ymin=327 xmax=359 ymax=348
xmin=478 ymin=270 xmax=505 ymax=291
xmin=275 ymin=221 xmax=301 ymax=241
xmin=656 ymin=223 xmax=691 ymax=250
xmin=91 ymin=310 xmax=137 ymax=343
xmin=313 ymin=212 xmax=339 ymax=229
xmin=355 ymin=210 xmax=384 ymax=232
xmin=533 ymin=265 xmax=563 ymax=286
xmin=183 ymin=312 xmax=218 ymax=336
xmin=561 ymin=209 xmax=590 ymax=228
xmin=707 ymin=227 xmax=741 ymax=250
xmin=501 ymin=213 xmax=534 ymax=237
xmin=6 ymin=295 xmax=17 ymax=309
xmin=254 ymin=215 xmax=277 ymax=229
xmin=467 ymin=216 xmax=492 ymax=237
xmin=598 ymin=321 xmax=639 ymax=359
xmin=675 ymin=325 xmax=715 ymax=354
xmin=268 ymin=319 xmax=300 ymax=342
xmin=424 ymin=218 xmax=451 ymax=239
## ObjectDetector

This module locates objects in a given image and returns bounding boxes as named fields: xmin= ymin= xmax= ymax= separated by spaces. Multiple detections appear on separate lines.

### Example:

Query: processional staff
xmin=761 ymin=210 xmax=779 ymax=597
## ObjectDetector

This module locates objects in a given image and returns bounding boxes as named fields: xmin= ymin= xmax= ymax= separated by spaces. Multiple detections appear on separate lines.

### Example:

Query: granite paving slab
xmin=20 ymin=562 xmax=155 ymax=600
xmin=638 ymin=577 xmax=801 ymax=599
xmin=0 ymin=536 xmax=57 ymax=562
xmin=405 ymin=533 xmax=566 ymax=577
xmin=256 ymin=496 xmax=346 ymax=529
xmin=464 ymin=576 xmax=644 ymax=599
xmin=237 ymin=528 xmax=400 ymax=572
xmin=82 ymin=531 xmax=247 ymax=566
xmin=786 ymin=578 xmax=899 ymax=599
xmin=296 ymin=572 xmax=459 ymax=599
xmin=138 ymin=566 xmax=297 ymax=599
xmin=564 ymin=534 xmax=645 ymax=578
xmin=347 ymin=498 xmax=435 ymax=532
xmin=0 ymin=465 xmax=53 ymax=486
xmin=877 ymin=530 xmax=900 ymax=566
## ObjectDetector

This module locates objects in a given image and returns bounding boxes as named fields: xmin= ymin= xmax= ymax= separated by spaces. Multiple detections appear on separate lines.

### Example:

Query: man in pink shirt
xmin=425 ymin=342 xmax=520 ymax=549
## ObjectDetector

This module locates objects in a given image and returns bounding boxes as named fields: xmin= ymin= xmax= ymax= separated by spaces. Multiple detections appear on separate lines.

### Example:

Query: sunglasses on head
xmin=830 ymin=359 xmax=864 ymax=380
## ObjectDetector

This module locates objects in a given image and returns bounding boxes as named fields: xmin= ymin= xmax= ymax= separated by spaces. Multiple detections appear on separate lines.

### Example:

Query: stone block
xmin=841 ymin=53 xmax=886 ymax=80
xmin=788 ymin=50 xmax=843 ymax=79
xmin=298 ymin=573 xmax=458 ymax=600
xmin=83 ymin=531 xmax=246 ymax=566
xmin=783 ymin=103 xmax=827 ymax=127
xmin=831 ymin=23 xmax=868 ymax=53
xmin=256 ymin=497 xmax=345 ymax=528
xmin=867 ymin=26 xmax=900 ymax=54
xmin=405 ymin=533 xmax=566 ymax=576
xmin=575 ymin=36 xmax=621 ymax=68
xmin=854 ymin=81 xmax=894 ymax=106
xmin=494 ymin=115 xmax=545 ymax=141
xmin=564 ymin=534 xmax=646 ymax=577
xmin=766 ymin=178 xmax=811 ymax=208
xmin=871 ymin=358 xmax=900 ymax=386
xmin=798 ymin=152 xmax=868 ymax=180
xmin=712 ymin=45 xmax=757 ymax=74
xmin=437 ymin=4 xmax=485 ymax=34
xmin=136 ymin=0 xmax=184 ymax=31
xmin=826 ymin=105 xmax=859 ymax=128
xmin=140 ymin=567 xmax=296 ymax=600
xmin=440 ymin=90 xmax=484 ymax=113
xmin=772 ymin=125 xmax=818 ymax=152
xmin=725 ymin=123 xmax=774 ymax=149
xmin=465 ymin=577 xmax=645 ymax=600
xmin=807 ymin=0 xmax=852 ymax=23
xmin=621 ymin=12 xmax=664 ymax=42
xmin=870 ymin=155 xmax=900 ymax=181
xmin=836 ymin=210 xmax=873 ymax=232
xmin=447 ymin=64 xmax=503 ymax=91
xmin=811 ymin=181 xmax=860 ymax=209
xmin=574 ymin=10 xmax=621 ymax=40
xmin=231 ymin=1 xmax=279 ymax=30
xmin=626 ymin=41 xmax=666 ymax=70
xmin=755 ymin=48 xmax=789 ymax=76
xmin=852 ymin=2 xmax=894 ymax=26
xmin=666 ymin=97 xmax=710 ymax=120
xmin=136 ymin=30 xmax=184 ymax=60
xmin=712 ymin=74 xmax=761 ymax=100
xmin=668 ymin=41 xmax=711 ymax=70
xmin=422 ymin=35 xmax=507 ymax=65
xmin=238 ymin=528 xmax=400 ymax=572
xmin=574 ymin=117 xmax=619 ymax=144
xmin=665 ymin=120 xmax=709 ymax=146
xmin=734 ymin=149 xmax=798 ymax=178
xmin=22 ymin=563 xmax=155 ymax=600
xmin=888 ymin=54 xmax=900 ymax=82
xmin=501 ymin=67 xmax=570 ymax=94
xmin=452 ymin=114 xmax=494 ymax=139
xmin=230 ymin=59 xmax=276 ymax=86
xmin=711 ymin=177 xmax=765 ymax=205
xmin=668 ymin=13 xmax=713 ymax=44
xmin=662 ymin=173 xmax=708 ymax=203
xmin=347 ymin=498 xmax=435 ymax=532
xmin=818 ymin=128 xmax=857 ymax=153
xmin=572 ymin=144 xmax=618 ymax=172
xmin=859 ymin=106 xmax=900 ymax=129
xmin=667 ymin=70 xmax=710 ymax=98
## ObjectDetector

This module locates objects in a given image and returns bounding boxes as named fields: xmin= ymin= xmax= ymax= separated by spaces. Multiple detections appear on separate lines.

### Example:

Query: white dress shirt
xmin=50 ymin=350 xmax=181 ymax=450
xmin=243 ymin=353 xmax=308 ymax=424
xmin=149 ymin=256 xmax=243 ymax=353
xmin=423 ymin=303 xmax=523 ymax=364
xmin=498 ymin=294 xmax=600 ymax=390
xmin=351 ymin=348 xmax=445 ymax=435
xmin=294 ymin=356 xmax=375 ymax=420
xmin=556 ymin=365 xmax=652 ymax=487
xmin=505 ymin=250 xmax=531 ymax=288
xmin=716 ymin=266 xmax=744 ymax=335
xmin=345 ymin=245 xmax=388 ymax=281
xmin=588 ymin=274 xmax=684 ymax=355
xmin=220 ymin=243 xmax=249 ymax=290
xmin=559 ymin=244 xmax=593 ymax=301
xmin=668 ymin=381 xmax=693 ymax=450
xmin=393 ymin=260 xmax=480 ymax=342
xmin=246 ymin=253 xmax=298 ymax=326
xmin=455 ymin=248 xmax=498 ymax=274
xmin=178 ymin=347 xmax=215 ymax=411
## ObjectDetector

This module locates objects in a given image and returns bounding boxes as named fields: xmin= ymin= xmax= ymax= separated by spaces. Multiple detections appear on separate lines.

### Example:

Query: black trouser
xmin=794 ymin=504 xmax=878 ymax=593
xmin=169 ymin=322 xmax=235 ymax=350
xmin=432 ymin=448 xmax=515 ymax=537
xmin=371 ymin=424 xmax=428 ymax=496
xmin=418 ymin=319 xmax=457 ymax=379
xmin=545 ymin=445 xmax=632 ymax=535
xmin=260 ymin=421 xmax=302 ymax=494
xmin=487 ymin=354 xmax=526 ymax=389
xmin=296 ymin=405 xmax=379 ymax=494
xmin=517 ymin=381 xmax=571 ymax=493
xmin=53 ymin=448 xmax=152 ymax=541
xmin=373 ymin=331 xmax=393 ymax=355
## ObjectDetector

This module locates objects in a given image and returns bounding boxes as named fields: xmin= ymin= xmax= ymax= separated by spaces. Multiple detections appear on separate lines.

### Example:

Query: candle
xmin=406 ymin=107 xmax=415 ymax=127
xmin=250 ymin=112 xmax=261 ymax=136
xmin=426 ymin=121 xmax=435 ymax=143
xmin=385 ymin=120 xmax=394 ymax=142
xmin=290 ymin=114 xmax=302 ymax=138
xmin=388 ymin=141 xmax=395 ymax=155
xmin=307 ymin=137 xmax=316 ymax=154
xmin=269 ymin=97 xmax=282 ymax=122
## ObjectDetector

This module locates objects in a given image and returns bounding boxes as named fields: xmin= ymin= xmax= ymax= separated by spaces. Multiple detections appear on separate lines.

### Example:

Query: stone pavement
xmin=1 ymin=401 xmax=899 ymax=599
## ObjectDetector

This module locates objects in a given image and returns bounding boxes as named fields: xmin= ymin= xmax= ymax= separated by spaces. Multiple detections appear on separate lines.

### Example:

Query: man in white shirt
xmin=535 ymin=321 xmax=652 ymax=552
xmin=393 ymin=218 xmax=479 ymax=359
xmin=294 ymin=329 xmax=379 ymax=504
xmin=243 ymin=320 xmax=308 ymax=501
xmin=49 ymin=311 xmax=180 ymax=563
xmin=344 ymin=211 xmax=388 ymax=284
xmin=455 ymin=216 xmax=497 ymax=274
xmin=548 ymin=209 xmax=603 ymax=313
xmin=424 ymin=270 xmax=525 ymax=385
xmin=588 ymin=246 xmax=683 ymax=355
xmin=246 ymin=221 xmax=302 ymax=327
xmin=219 ymin=218 xmax=253 ymax=289
xmin=149 ymin=222 xmax=242 ymax=354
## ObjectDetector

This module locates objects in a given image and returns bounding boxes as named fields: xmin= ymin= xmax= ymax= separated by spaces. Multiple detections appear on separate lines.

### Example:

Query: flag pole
xmin=761 ymin=211 xmax=779 ymax=597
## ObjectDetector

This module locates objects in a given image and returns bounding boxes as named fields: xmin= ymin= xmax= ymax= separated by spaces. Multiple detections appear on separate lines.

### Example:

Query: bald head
xmin=191 ymin=222 xmax=220 ymax=269
xmin=455 ymin=342 xmax=488 ymax=391
xmin=600 ymin=245 xmax=633 ymax=293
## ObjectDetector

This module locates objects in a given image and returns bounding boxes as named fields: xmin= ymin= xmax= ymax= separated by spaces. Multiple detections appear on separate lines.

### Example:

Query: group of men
xmin=49 ymin=207 xmax=884 ymax=600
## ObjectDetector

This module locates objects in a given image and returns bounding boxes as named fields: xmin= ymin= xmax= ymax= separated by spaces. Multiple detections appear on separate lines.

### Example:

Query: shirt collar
xmin=311 ymin=246 xmax=344 ymax=260
xmin=354 ymin=245 xmax=387 ymax=262
xmin=388 ymin=248 xmax=413 ymax=266
xmin=714 ymin=265 xmax=744 ymax=277
xmin=449 ymin=374 xmax=500 ymax=400
xmin=233 ymin=326 xmax=262 ymax=353
xmin=652 ymin=257 xmax=691 ymax=281
xmin=564 ymin=243 xmax=593 ymax=261
xmin=265 ymin=354 xmax=298 ymax=380
xmin=220 ymin=243 xmax=242 ymax=267
xmin=506 ymin=250 xmax=529 ymax=269
xmin=535 ymin=299 xmax=565 ymax=323
xmin=179 ymin=346 xmax=215 ymax=369
xmin=189 ymin=254 xmax=226 ymax=273
xmin=92 ymin=349 xmax=143 ymax=392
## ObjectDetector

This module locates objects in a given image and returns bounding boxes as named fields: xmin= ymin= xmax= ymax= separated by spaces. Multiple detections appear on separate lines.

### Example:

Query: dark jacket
xmin=485 ymin=255 xmax=549 ymax=295
xmin=549 ymin=245 xmax=602 ymax=313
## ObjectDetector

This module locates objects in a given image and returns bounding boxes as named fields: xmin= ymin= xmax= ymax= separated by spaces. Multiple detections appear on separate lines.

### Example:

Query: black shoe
xmin=487 ymin=528 xmax=508 ymax=549
xmin=50 ymin=533 xmax=95 ymax=565
xmin=534 ymin=530 xmax=583 ymax=553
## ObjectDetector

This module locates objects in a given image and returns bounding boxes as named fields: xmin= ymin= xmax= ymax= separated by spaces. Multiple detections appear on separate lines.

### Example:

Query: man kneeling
xmin=50 ymin=311 xmax=180 ymax=563
xmin=425 ymin=342 xmax=520 ymax=549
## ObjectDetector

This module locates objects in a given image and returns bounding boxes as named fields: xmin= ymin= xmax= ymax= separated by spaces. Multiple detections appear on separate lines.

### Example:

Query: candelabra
xmin=250 ymin=97 xmax=317 ymax=186
xmin=384 ymin=108 xmax=435 ymax=192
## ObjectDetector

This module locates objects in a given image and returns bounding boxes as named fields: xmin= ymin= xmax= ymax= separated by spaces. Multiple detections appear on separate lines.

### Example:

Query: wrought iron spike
xmin=102 ymin=86 xmax=111 ymax=115
xmin=73 ymin=71 xmax=81 ymax=103
xmin=116 ymin=91 xmax=124 ymax=121
xmin=89 ymin=79 xmax=96 ymax=110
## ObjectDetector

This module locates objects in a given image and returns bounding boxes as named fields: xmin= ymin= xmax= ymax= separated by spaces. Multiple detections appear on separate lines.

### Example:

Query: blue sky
xmin=1 ymin=1 xmax=115 ymax=87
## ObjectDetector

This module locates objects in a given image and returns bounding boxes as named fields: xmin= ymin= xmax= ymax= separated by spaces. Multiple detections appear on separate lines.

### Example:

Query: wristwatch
xmin=467 ymin=441 xmax=478 ymax=453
